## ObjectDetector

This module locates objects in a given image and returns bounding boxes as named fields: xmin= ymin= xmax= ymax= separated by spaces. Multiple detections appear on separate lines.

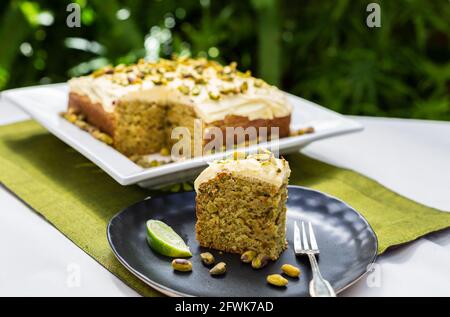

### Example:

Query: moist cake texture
xmin=67 ymin=57 xmax=292 ymax=157
xmin=194 ymin=151 xmax=291 ymax=260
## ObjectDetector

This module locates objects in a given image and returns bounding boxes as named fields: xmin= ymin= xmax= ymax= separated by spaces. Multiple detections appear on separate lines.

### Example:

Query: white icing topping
xmin=194 ymin=152 xmax=291 ymax=192
xmin=69 ymin=76 xmax=154 ymax=112
xmin=192 ymin=80 xmax=289 ymax=123
xmin=68 ymin=58 xmax=291 ymax=123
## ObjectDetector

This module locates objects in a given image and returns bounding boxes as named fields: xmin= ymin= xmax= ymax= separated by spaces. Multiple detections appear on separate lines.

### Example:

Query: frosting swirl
xmin=194 ymin=151 xmax=291 ymax=192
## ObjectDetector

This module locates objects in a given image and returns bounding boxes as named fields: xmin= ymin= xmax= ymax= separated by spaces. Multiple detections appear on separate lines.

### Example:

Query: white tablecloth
xmin=0 ymin=95 xmax=449 ymax=297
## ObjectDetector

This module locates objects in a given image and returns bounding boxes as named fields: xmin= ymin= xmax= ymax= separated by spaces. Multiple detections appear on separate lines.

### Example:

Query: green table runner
xmin=1 ymin=120 xmax=449 ymax=296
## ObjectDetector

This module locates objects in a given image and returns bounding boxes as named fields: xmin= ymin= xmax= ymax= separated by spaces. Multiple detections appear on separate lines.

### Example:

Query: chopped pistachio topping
xmin=254 ymin=78 xmax=265 ymax=88
xmin=208 ymin=90 xmax=220 ymax=100
xmin=240 ymin=81 xmax=249 ymax=93
xmin=191 ymin=85 xmax=201 ymax=96
xmin=86 ymin=57 xmax=272 ymax=99
xmin=178 ymin=85 xmax=190 ymax=95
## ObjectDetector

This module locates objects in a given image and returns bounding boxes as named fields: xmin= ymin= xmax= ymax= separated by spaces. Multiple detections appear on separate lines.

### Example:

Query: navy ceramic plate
xmin=107 ymin=186 xmax=377 ymax=297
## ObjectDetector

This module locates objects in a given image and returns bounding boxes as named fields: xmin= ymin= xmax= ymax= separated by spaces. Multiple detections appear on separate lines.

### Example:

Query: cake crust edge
xmin=68 ymin=91 xmax=291 ymax=155
xmin=68 ymin=92 xmax=115 ymax=136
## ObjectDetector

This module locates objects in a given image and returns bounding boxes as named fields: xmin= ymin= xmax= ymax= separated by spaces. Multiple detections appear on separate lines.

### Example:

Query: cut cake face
xmin=194 ymin=150 xmax=291 ymax=260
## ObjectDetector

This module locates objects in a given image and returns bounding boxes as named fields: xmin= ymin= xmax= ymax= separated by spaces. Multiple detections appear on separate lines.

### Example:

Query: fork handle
xmin=307 ymin=254 xmax=336 ymax=297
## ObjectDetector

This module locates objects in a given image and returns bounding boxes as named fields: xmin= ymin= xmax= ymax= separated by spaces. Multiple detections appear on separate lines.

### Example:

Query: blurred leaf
xmin=412 ymin=98 xmax=450 ymax=120
xmin=19 ymin=1 xmax=40 ymax=26
xmin=0 ymin=1 xmax=32 ymax=89
xmin=68 ymin=57 xmax=109 ymax=77
xmin=0 ymin=67 xmax=9 ymax=89
xmin=0 ymin=0 xmax=448 ymax=121
xmin=81 ymin=6 xmax=95 ymax=25
xmin=252 ymin=0 xmax=281 ymax=85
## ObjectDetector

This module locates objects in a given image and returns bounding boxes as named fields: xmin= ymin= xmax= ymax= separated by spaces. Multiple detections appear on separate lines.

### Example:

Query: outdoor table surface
xmin=0 ymin=91 xmax=449 ymax=297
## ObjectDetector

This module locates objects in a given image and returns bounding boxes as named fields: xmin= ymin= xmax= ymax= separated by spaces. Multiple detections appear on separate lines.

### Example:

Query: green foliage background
xmin=0 ymin=0 xmax=449 ymax=120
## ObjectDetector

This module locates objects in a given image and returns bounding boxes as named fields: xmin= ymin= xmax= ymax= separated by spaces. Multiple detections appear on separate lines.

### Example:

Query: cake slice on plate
xmin=194 ymin=150 xmax=291 ymax=260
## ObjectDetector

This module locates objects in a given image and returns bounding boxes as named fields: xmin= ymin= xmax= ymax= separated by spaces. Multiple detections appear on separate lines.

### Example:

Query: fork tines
xmin=294 ymin=221 xmax=320 ymax=255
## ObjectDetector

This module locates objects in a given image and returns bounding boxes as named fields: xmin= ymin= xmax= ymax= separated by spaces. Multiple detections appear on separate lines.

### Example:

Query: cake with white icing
xmin=194 ymin=150 xmax=291 ymax=260
xmin=66 ymin=57 xmax=292 ymax=157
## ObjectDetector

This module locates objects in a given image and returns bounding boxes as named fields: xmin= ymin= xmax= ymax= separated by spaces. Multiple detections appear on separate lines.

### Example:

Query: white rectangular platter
xmin=1 ymin=83 xmax=363 ymax=188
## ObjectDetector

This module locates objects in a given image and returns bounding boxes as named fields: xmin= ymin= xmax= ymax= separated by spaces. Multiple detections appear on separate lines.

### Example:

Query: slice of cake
xmin=194 ymin=150 xmax=291 ymax=260
xmin=67 ymin=57 xmax=292 ymax=157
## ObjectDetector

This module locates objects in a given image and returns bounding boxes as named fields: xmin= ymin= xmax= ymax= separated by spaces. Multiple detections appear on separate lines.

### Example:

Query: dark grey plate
xmin=107 ymin=186 xmax=377 ymax=297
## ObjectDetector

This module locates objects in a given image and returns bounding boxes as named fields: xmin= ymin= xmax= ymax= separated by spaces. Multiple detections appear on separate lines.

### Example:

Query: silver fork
xmin=294 ymin=221 xmax=336 ymax=297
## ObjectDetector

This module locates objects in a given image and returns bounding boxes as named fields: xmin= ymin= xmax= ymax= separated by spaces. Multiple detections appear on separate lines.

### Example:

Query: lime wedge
xmin=146 ymin=220 xmax=192 ymax=257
